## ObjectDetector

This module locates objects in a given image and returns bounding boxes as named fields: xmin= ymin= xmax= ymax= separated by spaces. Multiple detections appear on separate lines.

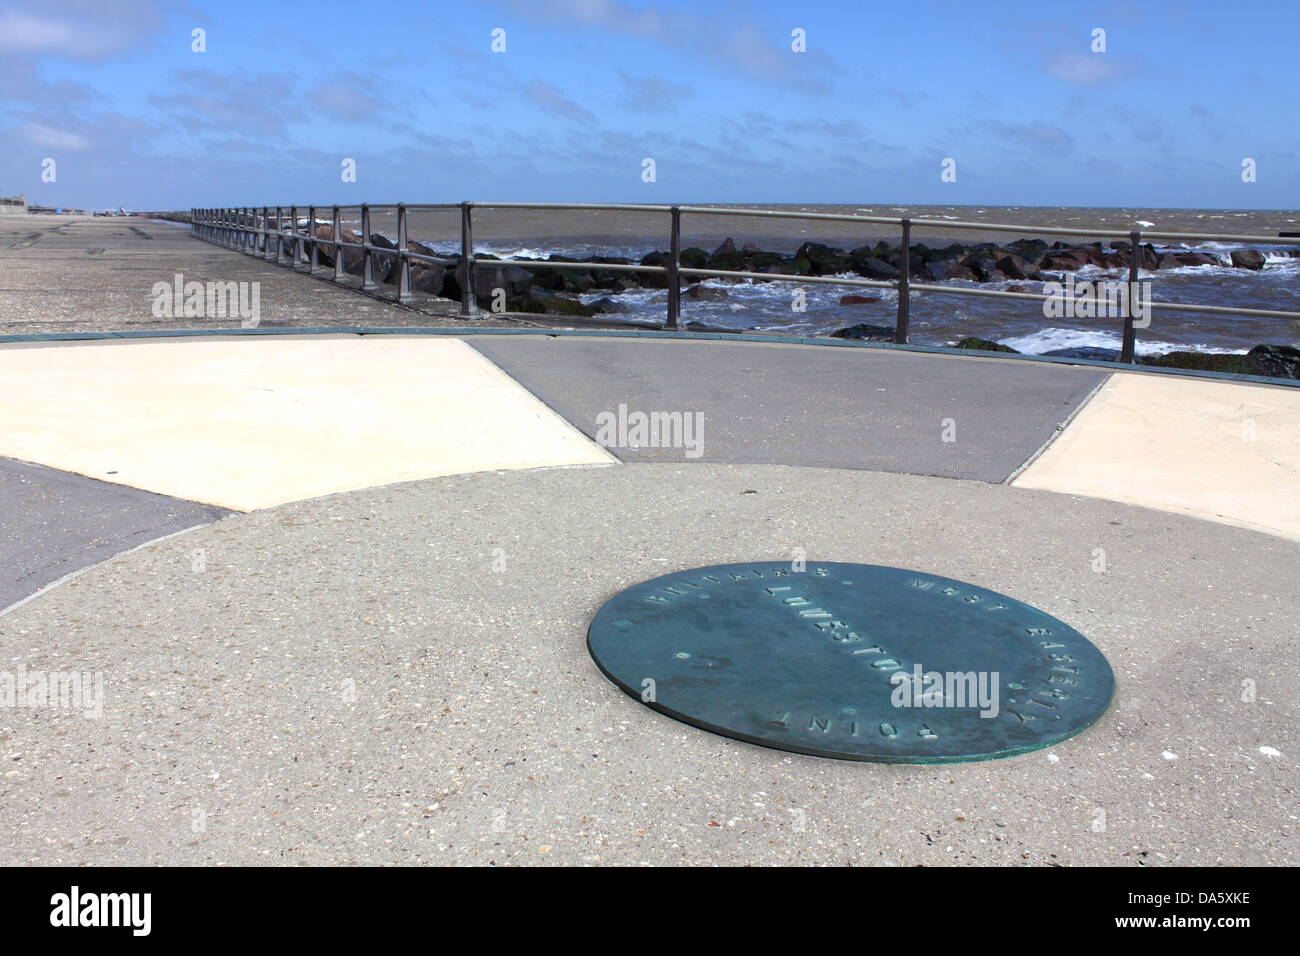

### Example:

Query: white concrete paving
xmin=1014 ymin=372 xmax=1300 ymax=541
xmin=0 ymin=335 xmax=616 ymax=511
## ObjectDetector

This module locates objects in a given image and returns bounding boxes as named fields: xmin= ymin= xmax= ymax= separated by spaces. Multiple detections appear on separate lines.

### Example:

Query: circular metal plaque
xmin=588 ymin=562 xmax=1114 ymax=763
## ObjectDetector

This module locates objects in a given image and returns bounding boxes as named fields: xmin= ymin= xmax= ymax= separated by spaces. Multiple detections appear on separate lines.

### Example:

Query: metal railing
xmin=191 ymin=202 xmax=1300 ymax=363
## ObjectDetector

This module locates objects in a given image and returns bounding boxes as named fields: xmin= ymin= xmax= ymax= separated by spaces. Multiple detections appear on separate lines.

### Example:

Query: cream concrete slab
xmin=0 ymin=336 xmax=616 ymax=510
xmin=1014 ymin=371 xmax=1300 ymax=541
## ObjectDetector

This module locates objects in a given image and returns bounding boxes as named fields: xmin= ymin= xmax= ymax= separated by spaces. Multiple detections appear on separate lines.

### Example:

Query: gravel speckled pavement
xmin=1 ymin=464 xmax=1295 ymax=866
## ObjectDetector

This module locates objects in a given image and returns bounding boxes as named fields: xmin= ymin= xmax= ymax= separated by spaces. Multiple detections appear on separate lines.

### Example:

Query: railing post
xmin=308 ymin=205 xmax=317 ymax=270
xmin=276 ymin=206 xmax=288 ymax=263
xmin=460 ymin=201 xmax=476 ymax=316
xmin=289 ymin=205 xmax=301 ymax=267
xmin=361 ymin=203 xmax=376 ymax=290
xmin=1121 ymin=228 xmax=1141 ymax=364
xmin=895 ymin=218 xmax=911 ymax=344
xmin=666 ymin=205 xmax=681 ymax=330
xmin=297 ymin=206 xmax=309 ymax=269
xmin=332 ymin=205 xmax=344 ymax=281
xmin=241 ymin=207 xmax=249 ymax=252
xmin=261 ymin=207 xmax=270 ymax=258
xmin=396 ymin=203 xmax=414 ymax=303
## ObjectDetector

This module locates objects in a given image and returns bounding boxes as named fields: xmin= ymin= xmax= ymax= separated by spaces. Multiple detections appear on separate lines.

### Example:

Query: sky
xmin=0 ymin=0 xmax=1296 ymax=210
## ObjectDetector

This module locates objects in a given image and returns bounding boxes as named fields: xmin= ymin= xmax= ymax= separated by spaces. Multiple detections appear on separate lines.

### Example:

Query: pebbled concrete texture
xmin=0 ymin=458 xmax=228 ymax=614
xmin=1015 ymin=372 xmax=1300 ymax=541
xmin=470 ymin=335 xmax=1108 ymax=482
xmin=0 ymin=335 xmax=616 ymax=510
xmin=0 ymin=463 xmax=1293 ymax=866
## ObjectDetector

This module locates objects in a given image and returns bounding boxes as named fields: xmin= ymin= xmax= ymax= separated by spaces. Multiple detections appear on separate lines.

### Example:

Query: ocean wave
xmin=999 ymin=327 xmax=1244 ymax=356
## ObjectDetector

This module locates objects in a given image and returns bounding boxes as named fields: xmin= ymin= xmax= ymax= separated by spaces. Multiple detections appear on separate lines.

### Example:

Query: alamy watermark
xmin=594 ymin=403 xmax=704 ymax=458
xmin=889 ymin=663 xmax=999 ymax=718
xmin=1042 ymin=274 xmax=1151 ymax=328
xmin=151 ymin=273 xmax=261 ymax=327
xmin=1 ymin=665 xmax=103 ymax=719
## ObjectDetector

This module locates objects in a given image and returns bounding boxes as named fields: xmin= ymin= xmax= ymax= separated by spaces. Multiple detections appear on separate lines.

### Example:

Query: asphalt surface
xmin=0 ymin=457 xmax=229 ymax=613
xmin=0 ymin=463 xmax=1293 ymax=865
xmin=472 ymin=335 xmax=1108 ymax=481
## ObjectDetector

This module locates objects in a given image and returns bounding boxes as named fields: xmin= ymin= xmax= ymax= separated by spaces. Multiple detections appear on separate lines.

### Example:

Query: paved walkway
xmin=471 ymin=335 xmax=1107 ymax=481
xmin=0 ymin=335 xmax=614 ymax=510
xmin=0 ymin=221 xmax=1296 ymax=866
xmin=0 ymin=458 xmax=226 ymax=614
xmin=1014 ymin=372 xmax=1300 ymax=540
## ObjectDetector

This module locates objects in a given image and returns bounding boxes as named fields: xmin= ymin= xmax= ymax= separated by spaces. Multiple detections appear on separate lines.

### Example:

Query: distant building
xmin=0 ymin=194 xmax=28 ymax=216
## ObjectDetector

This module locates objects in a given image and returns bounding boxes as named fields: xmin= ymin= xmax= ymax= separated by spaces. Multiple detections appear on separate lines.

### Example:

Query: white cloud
xmin=1045 ymin=52 xmax=1130 ymax=86
xmin=15 ymin=120 xmax=91 ymax=150
xmin=0 ymin=2 xmax=165 ymax=60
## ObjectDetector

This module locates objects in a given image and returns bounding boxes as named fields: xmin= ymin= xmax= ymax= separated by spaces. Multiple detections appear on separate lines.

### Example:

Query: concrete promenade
xmin=0 ymin=218 xmax=1296 ymax=866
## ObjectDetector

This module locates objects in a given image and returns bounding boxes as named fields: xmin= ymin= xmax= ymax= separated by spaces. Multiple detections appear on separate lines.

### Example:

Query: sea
xmin=339 ymin=205 xmax=1300 ymax=355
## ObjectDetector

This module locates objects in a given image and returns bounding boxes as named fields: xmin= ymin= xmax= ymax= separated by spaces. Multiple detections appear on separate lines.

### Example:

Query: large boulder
xmin=829 ymin=322 xmax=895 ymax=340
xmin=369 ymin=233 xmax=398 ymax=284
xmin=473 ymin=261 xmax=534 ymax=302
xmin=1246 ymin=344 xmax=1300 ymax=379
xmin=794 ymin=241 xmax=849 ymax=275
xmin=339 ymin=228 xmax=366 ymax=276
xmin=1230 ymin=249 xmax=1266 ymax=270
xmin=1146 ymin=351 xmax=1251 ymax=374
xmin=408 ymin=261 xmax=447 ymax=296
xmin=681 ymin=247 xmax=708 ymax=269
xmin=961 ymin=254 xmax=1001 ymax=282
xmin=743 ymin=250 xmax=787 ymax=272
xmin=1006 ymin=238 xmax=1048 ymax=263
xmin=920 ymin=253 xmax=977 ymax=281
xmin=535 ymin=294 xmax=599 ymax=317
xmin=1104 ymin=241 xmax=1158 ymax=271
xmin=312 ymin=223 xmax=337 ymax=266
xmin=528 ymin=265 xmax=567 ymax=291
xmin=954 ymin=337 xmax=1018 ymax=353
xmin=684 ymin=284 xmax=727 ymax=300
xmin=852 ymin=257 xmax=900 ymax=281
xmin=995 ymin=254 xmax=1034 ymax=280
xmin=1039 ymin=249 xmax=1087 ymax=271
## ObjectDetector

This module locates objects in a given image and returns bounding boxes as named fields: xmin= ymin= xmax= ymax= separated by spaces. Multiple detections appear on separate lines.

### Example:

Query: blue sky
xmin=1 ymin=0 xmax=1295 ymax=209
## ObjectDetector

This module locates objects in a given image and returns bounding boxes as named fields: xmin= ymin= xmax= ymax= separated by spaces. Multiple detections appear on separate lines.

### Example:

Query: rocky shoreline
xmin=949 ymin=337 xmax=1300 ymax=379
xmin=304 ymin=225 xmax=1295 ymax=313
xmin=289 ymin=223 xmax=1300 ymax=378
